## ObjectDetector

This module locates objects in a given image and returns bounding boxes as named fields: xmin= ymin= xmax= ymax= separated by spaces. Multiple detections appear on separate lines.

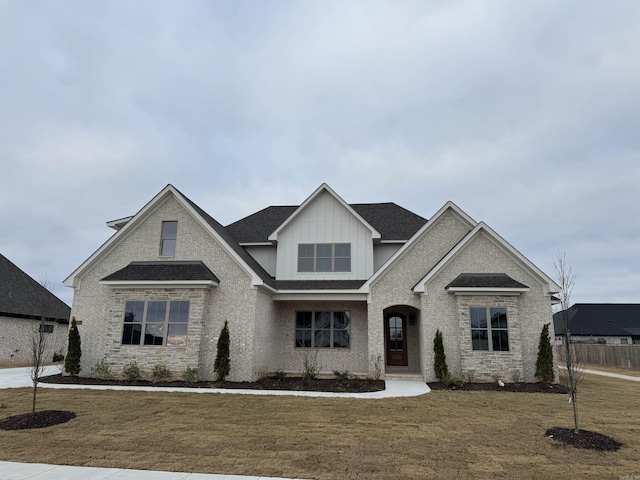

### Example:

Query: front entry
xmin=385 ymin=313 xmax=408 ymax=366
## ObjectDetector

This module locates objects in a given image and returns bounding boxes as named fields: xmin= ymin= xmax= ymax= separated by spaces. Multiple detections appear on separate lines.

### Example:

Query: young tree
xmin=554 ymin=251 xmax=580 ymax=433
xmin=433 ymin=329 xmax=449 ymax=382
xmin=65 ymin=317 xmax=81 ymax=376
xmin=29 ymin=276 xmax=53 ymax=413
xmin=214 ymin=320 xmax=230 ymax=381
xmin=535 ymin=323 xmax=554 ymax=383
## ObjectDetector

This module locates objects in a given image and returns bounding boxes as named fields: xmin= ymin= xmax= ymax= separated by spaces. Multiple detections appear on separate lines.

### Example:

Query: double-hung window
xmin=297 ymin=243 xmax=351 ymax=272
xmin=160 ymin=221 xmax=178 ymax=256
xmin=470 ymin=307 xmax=509 ymax=351
xmin=122 ymin=300 xmax=189 ymax=347
xmin=295 ymin=311 xmax=351 ymax=348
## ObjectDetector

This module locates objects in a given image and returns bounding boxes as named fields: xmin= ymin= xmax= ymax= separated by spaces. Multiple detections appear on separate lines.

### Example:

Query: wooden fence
xmin=556 ymin=344 xmax=640 ymax=369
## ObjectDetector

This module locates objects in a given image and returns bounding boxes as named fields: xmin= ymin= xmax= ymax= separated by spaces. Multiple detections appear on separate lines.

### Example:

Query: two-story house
xmin=64 ymin=184 xmax=560 ymax=382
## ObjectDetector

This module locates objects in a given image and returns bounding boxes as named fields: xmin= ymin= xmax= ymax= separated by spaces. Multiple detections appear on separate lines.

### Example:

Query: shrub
xmin=181 ymin=367 xmax=198 ymax=384
xmin=64 ymin=317 xmax=81 ymax=376
xmin=151 ymin=364 xmax=171 ymax=385
xmin=433 ymin=329 xmax=449 ymax=382
xmin=444 ymin=374 xmax=464 ymax=389
xmin=271 ymin=369 xmax=286 ymax=380
xmin=535 ymin=323 xmax=555 ymax=383
xmin=214 ymin=320 xmax=231 ymax=381
xmin=122 ymin=361 xmax=141 ymax=381
xmin=333 ymin=370 xmax=352 ymax=381
xmin=92 ymin=359 xmax=112 ymax=380
xmin=52 ymin=351 xmax=65 ymax=363
xmin=300 ymin=350 xmax=320 ymax=381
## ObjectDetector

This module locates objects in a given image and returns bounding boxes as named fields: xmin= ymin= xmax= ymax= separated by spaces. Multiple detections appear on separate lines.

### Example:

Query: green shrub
xmin=535 ymin=323 xmax=555 ymax=383
xmin=151 ymin=364 xmax=171 ymax=385
xmin=444 ymin=374 xmax=464 ymax=389
xmin=271 ymin=369 xmax=286 ymax=380
xmin=333 ymin=370 xmax=352 ymax=381
xmin=64 ymin=317 xmax=81 ymax=376
xmin=433 ymin=329 xmax=449 ymax=382
xmin=181 ymin=367 xmax=198 ymax=384
xmin=122 ymin=361 xmax=141 ymax=381
xmin=214 ymin=320 xmax=231 ymax=381
xmin=300 ymin=350 xmax=319 ymax=381
xmin=92 ymin=359 xmax=112 ymax=380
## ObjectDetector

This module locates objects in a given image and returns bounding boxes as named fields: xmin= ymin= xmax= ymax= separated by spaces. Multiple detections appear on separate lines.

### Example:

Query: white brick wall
xmin=0 ymin=316 xmax=68 ymax=366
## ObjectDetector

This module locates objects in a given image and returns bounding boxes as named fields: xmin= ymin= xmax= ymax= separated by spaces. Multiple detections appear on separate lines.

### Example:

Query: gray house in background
xmin=0 ymin=254 xmax=71 ymax=366
xmin=554 ymin=304 xmax=640 ymax=345
xmin=64 ymin=184 xmax=560 ymax=383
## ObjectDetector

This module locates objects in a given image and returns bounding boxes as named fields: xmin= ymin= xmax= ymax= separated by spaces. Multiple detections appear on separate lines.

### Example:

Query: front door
xmin=385 ymin=313 xmax=408 ymax=366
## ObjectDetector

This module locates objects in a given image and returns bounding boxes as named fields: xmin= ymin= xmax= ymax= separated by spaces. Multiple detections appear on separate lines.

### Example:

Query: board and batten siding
xmin=275 ymin=191 xmax=374 ymax=280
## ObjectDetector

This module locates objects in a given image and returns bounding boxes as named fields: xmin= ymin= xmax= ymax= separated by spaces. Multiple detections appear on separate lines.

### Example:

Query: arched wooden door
xmin=385 ymin=313 xmax=408 ymax=366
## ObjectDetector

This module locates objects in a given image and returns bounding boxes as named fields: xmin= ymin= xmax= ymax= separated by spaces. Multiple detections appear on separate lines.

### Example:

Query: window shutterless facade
xmin=160 ymin=221 xmax=178 ymax=256
xmin=39 ymin=324 xmax=54 ymax=334
xmin=295 ymin=311 xmax=351 ymax=348
xmin=122 ymin=300 xmax=189 ymax=347
xmin=470 ymin=306 xmax=509 ymax=351
xmin=297 ymin=243 xmax=351 ymax=272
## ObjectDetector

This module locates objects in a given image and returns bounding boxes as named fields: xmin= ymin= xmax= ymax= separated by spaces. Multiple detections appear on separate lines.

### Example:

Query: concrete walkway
xmin=0 ymin=461 xmax=303 ymax=480
xmin=558 ymin=365 xmax=640 ymax=383
xmin=0 ymin=366 xmax=431 ymax=398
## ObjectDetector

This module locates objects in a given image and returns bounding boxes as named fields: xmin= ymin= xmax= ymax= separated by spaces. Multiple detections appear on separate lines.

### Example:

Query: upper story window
xmin=470 ymin=307 xmax=509 ymax=351
xmin=160 ymin=221 xmax=178 ymax=256
xmin=297 ymin=243 xmax=351 ymax=272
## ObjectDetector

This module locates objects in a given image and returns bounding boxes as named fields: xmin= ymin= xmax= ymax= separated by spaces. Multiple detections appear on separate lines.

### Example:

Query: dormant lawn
xmin=0 ymin=375 xmax=638 ymax=480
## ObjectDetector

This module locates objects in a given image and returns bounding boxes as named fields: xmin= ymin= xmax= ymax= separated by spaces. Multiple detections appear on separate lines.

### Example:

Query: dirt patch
xmin=545 ymin=427 xmax=623 ymax=451
xmin=0 ymin=410 xmax=76 ymax=430
xmin=40 ymin=374 xmax=385 ymax=393
xmin=428 ymin=381 xmax=569 ymax=393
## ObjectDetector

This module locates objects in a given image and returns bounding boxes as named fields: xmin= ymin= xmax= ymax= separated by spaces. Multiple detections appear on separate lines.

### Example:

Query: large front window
xmin=297 ymin=243 xmax=351 ymax=272
xmin=470 ymin=307 xmax=509 ymax=351
xmin=295 ymin=311 xmax=351 ymax=348
xmin=122 ymin=300 xmax=189 ymax=346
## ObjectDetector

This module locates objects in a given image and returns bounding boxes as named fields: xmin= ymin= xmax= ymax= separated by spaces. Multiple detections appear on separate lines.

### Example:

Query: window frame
xmin=39 ymin=324 xmax=54 ymax=334
xmin=297 ymin=243 xmax=351 ymax=273
xmin=121 ymin=300 xmax=190 ymax=347
xmin=295 ymin=310 xmax=351 ymax=349
xmin=160 ymin=221 xmax=178 ymax=256
xmin=469 ymin=306 xmax=510 ymax=352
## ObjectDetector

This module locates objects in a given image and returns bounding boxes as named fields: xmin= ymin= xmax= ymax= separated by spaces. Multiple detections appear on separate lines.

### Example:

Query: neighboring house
xmin=64 ymin=184 xmax=560 ymax=382
xmin=0 ymin=254 xmax=71 ymax=366
xmin=553 ymin=304 xmax=640 ymax=345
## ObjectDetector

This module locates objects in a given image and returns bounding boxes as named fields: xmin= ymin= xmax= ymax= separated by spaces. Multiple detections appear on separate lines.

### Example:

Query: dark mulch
xmin=40 ymin=374 xmax=385 ymax=393
xmin=0 ymin=410 xmax=76 ymax=430
xmin=428 ymin=381 xmax=570 ymax=393
xmin=545 ymin=427 xmax=623 ymax=451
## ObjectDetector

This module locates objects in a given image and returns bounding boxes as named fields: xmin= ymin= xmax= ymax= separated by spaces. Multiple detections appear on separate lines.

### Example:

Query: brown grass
xmin=0 ymin=375 xmax=638 ymax=480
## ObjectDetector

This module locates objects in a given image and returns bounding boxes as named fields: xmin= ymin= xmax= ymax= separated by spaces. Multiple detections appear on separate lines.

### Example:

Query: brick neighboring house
xmin=64 ymin=184 xmax=560 ymax=382
xmin=0 ymin=254 xmax=71 ymax=366
xmin=553 ymin=304 xmax=640 ymax=345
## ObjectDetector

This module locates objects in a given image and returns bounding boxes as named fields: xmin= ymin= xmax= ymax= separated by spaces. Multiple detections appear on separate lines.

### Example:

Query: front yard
xmin=0 ymin=375 xmax=638 ymax=479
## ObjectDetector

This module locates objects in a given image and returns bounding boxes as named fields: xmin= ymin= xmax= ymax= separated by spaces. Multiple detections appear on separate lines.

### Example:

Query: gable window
xmin=297 ymin=243 xmax=351 ymax=272
xmin=470 ymin=307 xmax=509 ymax=351
xmin=295 ymin=311 xmax=350 ymax=348
xmin=122 ymin=300 xmax=189 ymax=347
xmin=160 ymin=221 xmax=178 ymax=256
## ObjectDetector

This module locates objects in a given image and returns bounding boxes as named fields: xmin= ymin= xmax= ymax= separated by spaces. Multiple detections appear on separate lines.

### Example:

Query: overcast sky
xmin=1 ymin=0 xmax=638 ymax=308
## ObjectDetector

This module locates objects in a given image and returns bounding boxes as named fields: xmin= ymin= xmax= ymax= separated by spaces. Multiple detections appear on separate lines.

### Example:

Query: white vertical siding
xmin=245 ymin=246 xmax=277 ymax=277
xmin=374 ymin=244 xmax=402 ymax=271
xmin=275 ymin=191 xmax=374 ymax=280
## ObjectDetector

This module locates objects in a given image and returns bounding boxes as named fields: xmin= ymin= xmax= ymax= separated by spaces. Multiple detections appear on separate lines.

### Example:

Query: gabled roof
xmin=553 ymin=304 xmax=640 ymax=337
xmin=64 ymin=185 xmax=276 ymax=289
xmin=0 ymin=254 xmax=71 ymax=322
xmin=101 ymin=261 xmax=219 ymax=284
xmin=267 ymin=183 xmax=381 ymax=241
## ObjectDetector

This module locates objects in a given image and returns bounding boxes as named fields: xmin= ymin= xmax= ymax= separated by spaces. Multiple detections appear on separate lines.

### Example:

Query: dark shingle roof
xmin=273 ymin=280 xmax=367 ymax=290
xmin=0 ymin=254 xmax=71 ymax=322
xmin=553 ymin=304 xmax=640 ymax=337
xmin=101 ymin=261 xmax=220 ymax=283
xmin=225 ymin=203 xmax=427 ymax=243
xmin=445 ymin=273 xmax=529 ymax=289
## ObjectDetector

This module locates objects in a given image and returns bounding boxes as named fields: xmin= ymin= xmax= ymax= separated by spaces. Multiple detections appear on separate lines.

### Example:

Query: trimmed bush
xmin=214 ymin=321 xmax=231 ymax=381
xmin=433 ymin=329 xmax=449 ymax=382
xmin=535 ymin=323 xmax=555 ymax=383
xmin=64 ymin=317 xmax=81 ymax=376
xmin=181 ymin=367 xmax=198 ymax=384
xmin=122 ymin=361 xmax=141 ymax=381
xmin=92 ymin=359 xmax=112 ymax=380
xmin=151 ymin=364 xmax=171 ymax=385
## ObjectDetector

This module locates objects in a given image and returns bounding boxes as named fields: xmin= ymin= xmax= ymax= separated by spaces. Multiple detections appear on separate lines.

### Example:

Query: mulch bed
xmin=545 ymin=427 xmax=623 ymax=451
xmin=428 ymin=381 xmax=570 ymax=393
xmin=0 ymin=410 xmax=76 ymax=430
xmin=40 ymin=374 xmax=385 ymax=393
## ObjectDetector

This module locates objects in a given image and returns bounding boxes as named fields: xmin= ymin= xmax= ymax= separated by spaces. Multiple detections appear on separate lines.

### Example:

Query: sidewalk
xmin=558 ymin=365 xmax=640 ymax=382
xmin=0 ymin=462 xmax=304 ymax=480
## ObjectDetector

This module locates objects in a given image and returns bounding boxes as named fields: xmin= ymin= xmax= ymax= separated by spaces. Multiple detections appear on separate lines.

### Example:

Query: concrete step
xmin=384 ymin=373 xmax=424 ymax=382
